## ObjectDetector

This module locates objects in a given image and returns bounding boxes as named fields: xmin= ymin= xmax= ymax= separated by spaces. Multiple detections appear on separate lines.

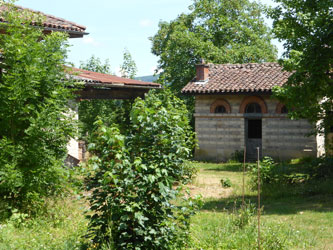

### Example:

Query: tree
xmin=80 ymin=55 xmax=112 ymax=74
xmin=0 ymin=2 xmax=76 ymax=212
xmin=120 ymin=48 xmax=137 ymax=79
xmin=270 ymin=0 xmax=333 ymax=134
xmin=150 ymin=0 xmax=278 ymax=93
xmin=85 ymin=89 xmax=199 ymax=249
xmin=78 ymin=56 xmax=131 ymax=139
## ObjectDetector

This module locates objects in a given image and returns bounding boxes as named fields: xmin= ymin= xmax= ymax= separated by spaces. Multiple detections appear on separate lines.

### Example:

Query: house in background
xmin=0 ymin=5 xmax=161 ymax=165
xmin=182 ymin=62 xmax=325 ymax=161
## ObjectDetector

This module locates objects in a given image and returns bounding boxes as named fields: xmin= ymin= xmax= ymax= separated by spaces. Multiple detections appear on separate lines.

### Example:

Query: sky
xmin=16 ymin=0 xmax=283 ymax=77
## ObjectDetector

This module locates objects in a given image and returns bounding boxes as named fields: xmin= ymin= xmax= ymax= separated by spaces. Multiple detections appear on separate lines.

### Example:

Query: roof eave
xmin=43 ymin=26 xmax=88 ymax=38
xmin=181 ymin=89 xmax=272 ymax=95
xmin=83 ymin=82 xmax=162 ymax=90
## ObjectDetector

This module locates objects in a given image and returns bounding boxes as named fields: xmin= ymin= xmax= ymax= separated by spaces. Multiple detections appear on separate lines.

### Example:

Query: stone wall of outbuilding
xmin=194 ymin=94 xmax=318 ymax=162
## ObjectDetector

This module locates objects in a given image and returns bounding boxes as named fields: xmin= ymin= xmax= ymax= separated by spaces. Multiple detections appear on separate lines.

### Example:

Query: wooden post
xmin=242 ymin=146 xmax=246 ymax=208
xmin=257 ymin=147 xmax=261 ymax=250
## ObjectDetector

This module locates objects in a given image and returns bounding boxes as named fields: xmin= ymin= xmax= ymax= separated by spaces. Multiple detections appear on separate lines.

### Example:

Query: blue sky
xmin=17 ymin=0 xmax=283 ymax=77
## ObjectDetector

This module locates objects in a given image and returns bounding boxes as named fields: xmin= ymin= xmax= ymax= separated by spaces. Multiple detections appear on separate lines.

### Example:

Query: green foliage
xmin=78 ymin=99 xmax=132 ymax=140
xmin=270 ymin=0 xmax=333 ymax=133
xmin=85 ymin=90 xmax=199 ymax=249
xmin=231 ymin=201 xmax=256 ymax=229
xmin=250 ymin=156 xmax=276 ymax=187
xmin=80 ymin=55 xmax=113 ymax=74
xmin=0 ymin=2 xmax=76 ymax=213
xmin=78 ymin=55 xmax=133 ymax=140
xmin=0 ymin=196 xmax=88 ymax=250
xmin=151 ymin=0 xmax=277 ymax=94
xmin=191 ymin=211 xmax=298 ymax=249
xmin=249 ymin=156 xmax=333 ymax=197
xmin=120 ymin=48 xmax=137 ymax=79
xmin=78 ymin=55 xmax=132 ymax=139
xmin=229 ymin=149 xmax=245 ymax=163
xmin=220 ymin=177 xmax=232 ymax=188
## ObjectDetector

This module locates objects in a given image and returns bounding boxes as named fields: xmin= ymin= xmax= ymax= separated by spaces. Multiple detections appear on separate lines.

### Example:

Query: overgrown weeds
xmin=249 ymin=156 xmax=333 ymax=198
xmin=0 ymin=196 xmax=88 ymax=250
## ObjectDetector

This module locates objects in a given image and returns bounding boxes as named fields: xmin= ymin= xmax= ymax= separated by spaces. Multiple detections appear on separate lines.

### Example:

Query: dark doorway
xmin=246 ymin=119 xmax=262 ymax=161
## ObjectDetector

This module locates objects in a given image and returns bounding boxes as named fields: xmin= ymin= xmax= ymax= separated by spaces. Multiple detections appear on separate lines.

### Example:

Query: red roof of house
xmin=70 ymin=68 xmax=161 ymax=88
xmin=0 ymin=5 xmax=87 ymax=37
xmin=182 ymin=62 xmax=292 ymax=94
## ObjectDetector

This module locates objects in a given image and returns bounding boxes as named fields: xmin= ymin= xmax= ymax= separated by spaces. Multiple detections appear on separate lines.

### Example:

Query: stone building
xmin=182 ymin=62 xmax=323 ymax=161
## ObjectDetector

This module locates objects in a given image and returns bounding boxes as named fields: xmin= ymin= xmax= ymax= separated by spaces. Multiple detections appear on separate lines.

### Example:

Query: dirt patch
xmin=187 ymin=175 xmax=234 ymax=199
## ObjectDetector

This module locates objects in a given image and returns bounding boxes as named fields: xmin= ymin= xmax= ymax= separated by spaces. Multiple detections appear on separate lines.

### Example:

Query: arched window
xmin=245 ymin=103 xmax=262 ymax=113
xmin=276 ymin=103 xmax=289 ymax=114
xmin=281 ymin=105 xmax=288 ymax=114
xmin=210 ymin=99 xmax=231 ymax=113
xmin=239 ymin=96 xmax=267 ymax=113
xmin=215 ymin=105 xmax=226 ymax=113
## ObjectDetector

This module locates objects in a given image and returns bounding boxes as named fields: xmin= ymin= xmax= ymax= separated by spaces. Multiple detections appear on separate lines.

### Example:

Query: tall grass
xmin=189 ymin=160 xmax=333 ymax=249
xmin=0 ymin=196 xmax=88 ymax=250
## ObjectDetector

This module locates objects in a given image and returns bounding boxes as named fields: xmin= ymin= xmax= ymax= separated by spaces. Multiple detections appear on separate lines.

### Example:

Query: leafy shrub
xmin=249 ymin=156 xmax=333 ymax=197
xmin=228 ymin=150 xmax=244 ymax=163
xmin=220 ymin=178 xmax=232 ymax=188
xmin=0 ymin=3 xmax=76 ymax=214
xmin=85 ymin=90 xmax=199 ymax=249
xmin=249 ymin=156 xmax=276 ymax=187
xmin=231 ymin=201 xmax=256 ymax=229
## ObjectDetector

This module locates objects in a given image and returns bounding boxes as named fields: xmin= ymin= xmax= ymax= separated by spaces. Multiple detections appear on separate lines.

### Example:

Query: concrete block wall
xmin=262 ymin=118 xmax=316 ymax=159
xmin=195 ymin=116 xmax=244 ymax=161
xmin=194 ymin=94 xmax=317 ymax=161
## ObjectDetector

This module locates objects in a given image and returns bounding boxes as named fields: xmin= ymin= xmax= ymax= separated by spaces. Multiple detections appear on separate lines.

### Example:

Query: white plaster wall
xmin=66 ymin=101 xmax=79 ymax=160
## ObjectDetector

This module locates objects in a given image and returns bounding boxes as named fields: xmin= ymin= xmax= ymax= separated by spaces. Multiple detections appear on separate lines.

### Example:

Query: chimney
xmin=196 ymin=59 xmax=209 ymax=82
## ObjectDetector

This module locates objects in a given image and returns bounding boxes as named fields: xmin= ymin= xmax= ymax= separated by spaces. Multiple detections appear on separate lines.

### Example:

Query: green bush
xmin=228 ymin=150 xmax=244 ymax=163
xmin=220 ymin=178 xmax=232 ymax=188
xmin=85 ymin=90 xmax=199 ymax=249
xmin=249 ymin=156 xmax=276 ymax=187
xmin=0 ymin=3 xmax=76 ymax=214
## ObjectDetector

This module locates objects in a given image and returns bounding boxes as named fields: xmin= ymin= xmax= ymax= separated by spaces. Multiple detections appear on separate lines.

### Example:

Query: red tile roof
xmin=70 ymin=68 xmax=161 ymax=88
xmin=0 ymin=5 xmax=87 ymax=37
xmin=182 ymin=62 xmax=292 ymax=94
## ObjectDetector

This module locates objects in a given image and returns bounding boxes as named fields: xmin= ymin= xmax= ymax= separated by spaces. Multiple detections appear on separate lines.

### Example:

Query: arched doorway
xmin=240 ymin=97 xmax=266 ymax=160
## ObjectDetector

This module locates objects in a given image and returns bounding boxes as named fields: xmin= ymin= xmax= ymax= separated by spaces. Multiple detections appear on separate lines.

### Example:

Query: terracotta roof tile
xmin=0 ymin=5 xmax=87 ymax=36
xmin=182 ymin=62 xmax=291 ymax=94
xmin=70 ymin=68 xmax=161 ymax=88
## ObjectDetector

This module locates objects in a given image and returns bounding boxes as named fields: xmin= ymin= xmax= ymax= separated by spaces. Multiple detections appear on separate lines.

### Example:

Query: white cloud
xmin=82 ymin=37 xmax=101 ymax=47
xmin=139 ymin=19 xmax=153 ymax=27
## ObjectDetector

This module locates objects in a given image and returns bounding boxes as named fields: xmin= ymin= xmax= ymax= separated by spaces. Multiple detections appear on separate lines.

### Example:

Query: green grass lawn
xmin=189 ymin=162 xmax=333 ymax=249
xmin=0 ymin=161 xmax=332 ymax=249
